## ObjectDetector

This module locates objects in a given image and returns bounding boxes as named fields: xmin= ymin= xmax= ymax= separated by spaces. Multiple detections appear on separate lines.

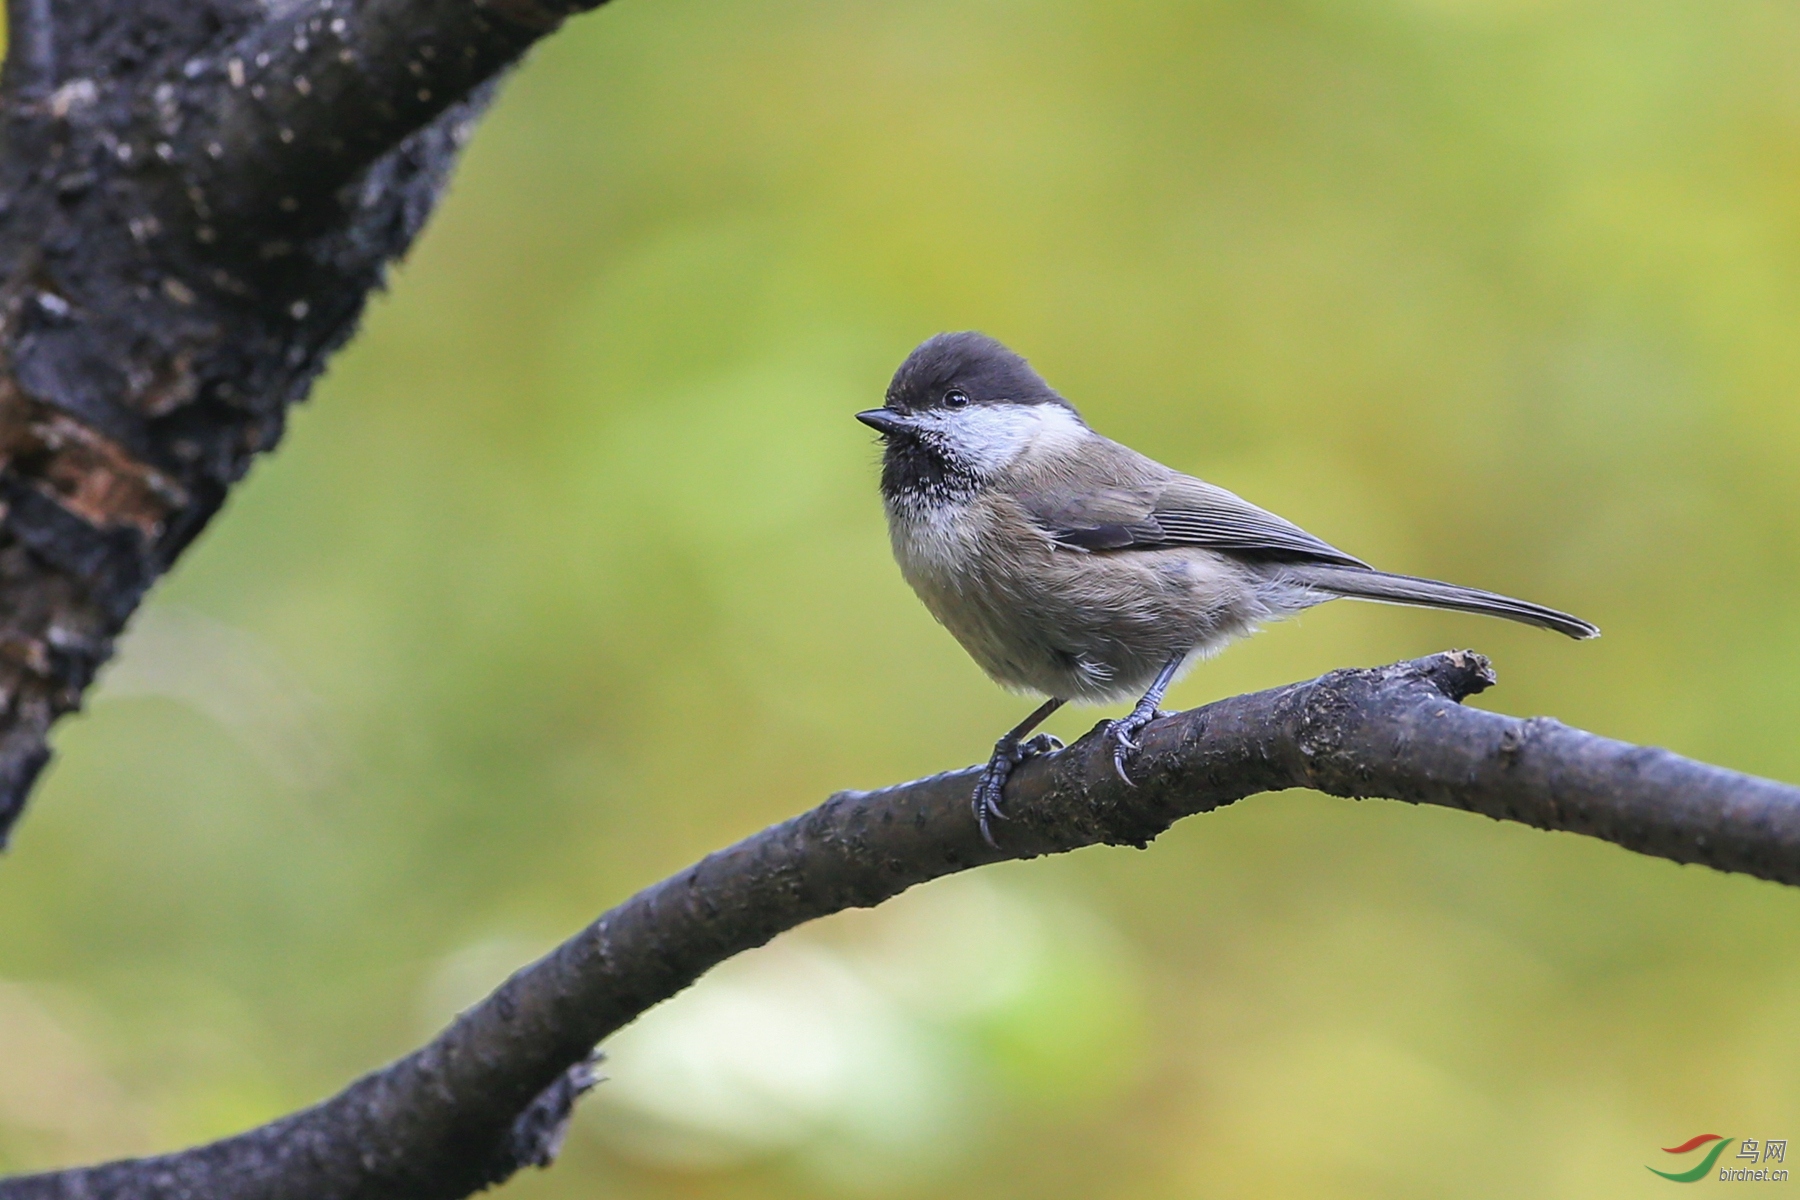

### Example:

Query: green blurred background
xmin=4 ymin=0 xmax=1800 ymax=1195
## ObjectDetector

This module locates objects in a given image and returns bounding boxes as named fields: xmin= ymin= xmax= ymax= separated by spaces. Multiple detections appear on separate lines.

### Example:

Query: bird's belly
xmin=888 ymin=500 xmax=1267 ymax=703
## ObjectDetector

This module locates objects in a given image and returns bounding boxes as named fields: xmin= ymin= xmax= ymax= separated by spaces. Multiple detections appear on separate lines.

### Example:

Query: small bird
xmin=858 ymin=332 xmax=1598 ymax=844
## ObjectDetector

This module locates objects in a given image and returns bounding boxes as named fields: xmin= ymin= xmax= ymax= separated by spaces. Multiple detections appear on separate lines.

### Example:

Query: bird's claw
xmin=973 ymin=732 xmax=1064 ymax=846
xmin=1105 ymin=708 xmax=1168 ymax=786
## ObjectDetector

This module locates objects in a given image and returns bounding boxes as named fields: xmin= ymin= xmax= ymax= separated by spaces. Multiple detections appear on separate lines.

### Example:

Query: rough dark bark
xmin=4 ymin=651 xmax=1797 ymax=1200
xmin=0 ymin=0 xmax=608 ymax=844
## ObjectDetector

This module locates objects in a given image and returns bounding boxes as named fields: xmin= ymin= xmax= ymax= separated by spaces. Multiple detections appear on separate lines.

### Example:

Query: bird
xmin=857 ymin=331 xmax=1598 ymax=845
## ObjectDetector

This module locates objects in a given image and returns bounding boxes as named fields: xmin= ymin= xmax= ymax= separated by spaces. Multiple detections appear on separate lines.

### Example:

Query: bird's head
xmin=858 ymin=332 xmax=1085 ymax=500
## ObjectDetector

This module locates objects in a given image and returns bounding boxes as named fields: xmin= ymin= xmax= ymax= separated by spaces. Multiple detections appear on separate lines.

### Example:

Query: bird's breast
xmin=884 ymin=491 xmax=1088 ymax=693
xmin=886 ymin=494 xmax=1000 ymax=596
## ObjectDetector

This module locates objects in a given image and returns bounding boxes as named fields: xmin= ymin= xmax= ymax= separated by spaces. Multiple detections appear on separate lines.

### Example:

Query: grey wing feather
xmin=1032 ymin=474 xmax=1368 ymax=568
xmin=1146 ymin=477 xmax=1369 ymax=566
xmin=1027 ymin=484 xmax=1164 ymax=552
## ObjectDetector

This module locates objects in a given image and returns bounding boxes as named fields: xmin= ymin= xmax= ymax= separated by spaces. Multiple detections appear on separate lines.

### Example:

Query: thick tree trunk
xmin=0 ymin=0 xmax=592 ymax=843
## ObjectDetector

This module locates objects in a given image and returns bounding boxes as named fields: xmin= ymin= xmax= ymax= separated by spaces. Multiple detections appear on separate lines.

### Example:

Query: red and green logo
xmin=1651 ymin=1135 xmax=1735 ymax=1182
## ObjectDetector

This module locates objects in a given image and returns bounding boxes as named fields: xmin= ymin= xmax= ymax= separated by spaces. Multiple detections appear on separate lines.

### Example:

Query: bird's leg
xmin=973 ymin=697 xmax=1066 ymax=846
xmin=1106 ymin=653 xmax=1186 ymax=785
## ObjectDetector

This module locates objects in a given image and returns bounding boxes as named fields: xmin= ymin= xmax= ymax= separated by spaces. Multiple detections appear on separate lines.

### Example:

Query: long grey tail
xmin=1284 ymin=565 xmax=1599 ymax=640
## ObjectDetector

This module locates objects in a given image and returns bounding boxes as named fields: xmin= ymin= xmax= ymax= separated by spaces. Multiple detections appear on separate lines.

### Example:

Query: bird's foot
xmin=1105 ymin=706 xmax=1170 ymax=786
xmin=974 ymin=732 xmax=1063 ymax=846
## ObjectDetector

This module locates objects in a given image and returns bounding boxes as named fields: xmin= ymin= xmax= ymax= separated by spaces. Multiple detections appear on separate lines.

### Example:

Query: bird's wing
xmin=1027 ymin=472 xmax=1369 ymax=567
xmin=1021 ymin=481 xmax=1165 ymax=551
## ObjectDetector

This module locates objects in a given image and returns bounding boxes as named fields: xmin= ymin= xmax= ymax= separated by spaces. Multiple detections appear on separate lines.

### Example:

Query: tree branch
xmin=136 ymin=0 xmax=601 ymax=230
xmin=4 ymin=651 xmax=1795 ymax=1199
xmin=179 ymin=0 xmax=602 ymax=241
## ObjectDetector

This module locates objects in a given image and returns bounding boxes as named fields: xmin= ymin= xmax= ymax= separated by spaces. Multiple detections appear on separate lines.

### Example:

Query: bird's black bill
xmin=856 ymin=408 xmax=914 ymax=436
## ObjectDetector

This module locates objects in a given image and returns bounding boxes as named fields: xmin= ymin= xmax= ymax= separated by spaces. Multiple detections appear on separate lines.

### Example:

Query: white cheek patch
xmin=923 ymin=403 xmax=1088 ymax=474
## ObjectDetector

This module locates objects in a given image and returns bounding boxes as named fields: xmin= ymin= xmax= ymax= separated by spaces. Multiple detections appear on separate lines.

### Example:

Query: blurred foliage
xmin=3 ymin=0 xmax=1800 ymax=1195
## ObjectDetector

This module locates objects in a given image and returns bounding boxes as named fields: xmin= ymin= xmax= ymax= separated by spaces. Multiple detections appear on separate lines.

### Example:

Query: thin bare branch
xmin=4 ymin=651 xmax=1794 ymax=1200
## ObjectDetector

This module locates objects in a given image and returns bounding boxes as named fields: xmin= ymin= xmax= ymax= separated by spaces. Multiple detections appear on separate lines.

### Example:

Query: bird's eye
xmin=943 ymin=389 xmax=970 ymax=408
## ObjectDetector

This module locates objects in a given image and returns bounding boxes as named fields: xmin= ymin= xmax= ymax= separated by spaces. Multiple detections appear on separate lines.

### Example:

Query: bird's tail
xmin=1284 ymin=564 xmax=1599 ymax=640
